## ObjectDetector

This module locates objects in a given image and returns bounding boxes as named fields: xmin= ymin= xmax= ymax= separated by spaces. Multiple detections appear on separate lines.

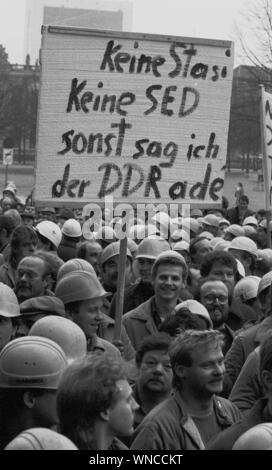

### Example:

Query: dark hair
xmin=135 ymin=333 xmax=171 ymax=367
xmin=0 ymin=388 xmax=47 ymax=449
xmin=0 ymin=215 xmax=16 ymax=237
xmin=189 ymin=236 xmax=209 ymax=258
xmin=151 ymin=255 xmax=188 ymax=281
xmin=9 ymin=225 xmax=38 ymax=268
xmin=57 ymin=353 xmax=126 ymax=449
xmin=158 ymin=309 xmax=208 ymax=336
xmin=169 ymin=329 xmax=224 ymax=389
xmin=76 ymin=240 xmax=100 ymax=260
xmin=200 ymin=251 xmax=237 ymax=278
xmin=238 ymin=195 xmax=249 ymax=204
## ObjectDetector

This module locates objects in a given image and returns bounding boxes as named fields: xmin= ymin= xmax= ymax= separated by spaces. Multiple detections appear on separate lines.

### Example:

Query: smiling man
xmin=199 ymin=279 xmax=234 ymax=355
xmin=131 ymin=330 xmax=241 ymax=450
xmin=122 ymin=251 xmax=187 ymax=350
xmin=55 ymin=270 xmax=121 ymax=357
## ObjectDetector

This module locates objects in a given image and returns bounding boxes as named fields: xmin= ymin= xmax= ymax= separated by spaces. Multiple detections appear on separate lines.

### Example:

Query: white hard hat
xmin=243 ymin=226 xmax=256 ymax=237
xmin=5 ymin=428 xmax=78 ymax=450
xmin=136 ymin=238 xmax=170 ymax=260
xmin=258 ymin=249 xmax=272 ymax=267
xmin=0 ymin=283 xmax=20 ymax=318
xmin=234 ymin=276 xmax=260 ymax=302
xmin=213 ymin=240 xmax=231 ymax=252
xmin=200 ymin=231 xmax=214 ymax=240
xmin=242 ymin=216 xmax=258 ymax=227
xmin=170 ymin=229 xmax=190 ymax=243
xmin=228 ymin=236 xmax=258 ymax=257
xmin=259 ymin=219 xmax=272 ymax=230
xmin=36 ymin=221 xmax=62 ymax=248
xmin=218 ymin=218 xmax=230 ymax=226
xmin=175 ymin=300 xmax=212 ymax=328
xmin=236 ymin=259 xmax=246 ymax=278
xmin=225 ymin=225 xmax=245 ymax=237
xmin=29 ymin=316 xmax=87 ymax=364
xmin=181 ymin=217 xmax=200 ymax=235
xmin=62 ymin=219 xmax=82 ymax=238
xmin=0 ymin=336 xmax=67 ymax=389
xmin=210 ymin=237 xmax=224 ymax=248
xmin=258 ymin=271 xmax=272 ymax=295
xmin=173 ymin=241 xmax=190 ymax=253
xmin=233 ymin=423 xmax=272 ymax=450
xmin=202 ymin=214 xmax=220 ymax=227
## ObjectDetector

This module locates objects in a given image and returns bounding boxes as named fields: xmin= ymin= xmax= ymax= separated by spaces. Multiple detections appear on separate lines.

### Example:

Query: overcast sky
xmin=0 ymin=0 xmax=248 ymax=64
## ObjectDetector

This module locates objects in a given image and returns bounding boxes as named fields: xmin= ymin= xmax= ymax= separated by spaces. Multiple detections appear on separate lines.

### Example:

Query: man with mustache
xmin=198 ymin=279 xmax=234 ymax=355
xmin=133 ymin=334 xmax=172 ymax=430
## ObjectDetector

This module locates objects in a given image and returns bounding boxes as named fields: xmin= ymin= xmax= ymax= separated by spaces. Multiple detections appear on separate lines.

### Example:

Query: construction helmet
xmin=29 ymin=316 xmax=87 ymax=364
xmin=101 ymin=241 xmax=132 ymax=266
xmin=233 ymin=423 xmax=272 ymax=450
xmin=62 ymin=219 xmax=82 ymax=238
xmin=5 ymin=428 xmax=78 ymax=450
xmin=0 ymin=336 xmax=67 ymax=389
xmin=56 ymin=271 xmax=108 ymax=304
xmin=0 ymin=282 xmax=20 ymax=318
xmin=35 ymin=221 xmax=62 ymax=248
xmin=57 ymin=258 xmax=95 ymax=282
xmin=136 ymin=238 xmax=170 ymax=260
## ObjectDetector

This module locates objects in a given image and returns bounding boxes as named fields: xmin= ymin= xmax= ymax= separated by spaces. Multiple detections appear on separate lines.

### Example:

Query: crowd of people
xmin=1 ymin=180 xmax=272 ymax=450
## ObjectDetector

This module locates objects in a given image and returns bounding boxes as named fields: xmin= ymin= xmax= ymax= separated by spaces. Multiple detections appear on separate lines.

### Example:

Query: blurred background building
xmin=24 ymin=0 xmax=133 ymax=64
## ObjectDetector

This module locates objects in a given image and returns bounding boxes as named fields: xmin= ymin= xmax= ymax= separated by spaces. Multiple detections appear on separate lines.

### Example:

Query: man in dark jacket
xmin=226 ymin=195 xmax=254 ymax=225
xmin=131 ymin=330 xmax=241 ymax=450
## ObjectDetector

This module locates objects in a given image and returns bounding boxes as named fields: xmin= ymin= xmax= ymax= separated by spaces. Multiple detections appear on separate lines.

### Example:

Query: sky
xmin=0 ymin=0 xmax=249 ymax=64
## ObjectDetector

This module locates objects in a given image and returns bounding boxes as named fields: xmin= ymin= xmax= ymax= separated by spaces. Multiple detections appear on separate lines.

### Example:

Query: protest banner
xmin=35 ymin=25 xmax=234 ymax=208
xmin=260 ymin=85 xmax=272 ymax=248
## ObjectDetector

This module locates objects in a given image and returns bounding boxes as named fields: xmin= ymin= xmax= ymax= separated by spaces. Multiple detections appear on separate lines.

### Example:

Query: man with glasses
xmin=199 ymin=279 xmax=234 ymax=355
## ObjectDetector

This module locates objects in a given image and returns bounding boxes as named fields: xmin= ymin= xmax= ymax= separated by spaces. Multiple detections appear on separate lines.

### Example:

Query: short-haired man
xmin=57 ymin=353 xmax=138 ymax=450
xmin=15 ymin=254 xmax=52 ymax=303
xmin=200 ymin=251 xmax=238 ymax=291
xmin=133 ymin=334 xmax=173 ymax=429
xmin=122 ymin=251 xmax=188 ymax=351
xmin=226 ymin=195 xmax=254 ymax=225
xmin=131 ymin=330 xmax=241 ymax=450
xmin=109 ymin=237 xmax=170 ymax=318
xmin=208 ymin=334 xmax=272 ymax=449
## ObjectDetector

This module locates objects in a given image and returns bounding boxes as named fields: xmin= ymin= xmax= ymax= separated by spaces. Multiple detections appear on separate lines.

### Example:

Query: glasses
xmin=142 ymin=360 xmax=172 ymax=371
xmin=204 ymin=294 xmax=228 ymax=304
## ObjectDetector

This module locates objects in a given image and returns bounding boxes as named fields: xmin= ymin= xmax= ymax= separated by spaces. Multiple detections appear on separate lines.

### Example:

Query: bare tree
xmin=235 ymin=0 xmax=272 ymax=76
